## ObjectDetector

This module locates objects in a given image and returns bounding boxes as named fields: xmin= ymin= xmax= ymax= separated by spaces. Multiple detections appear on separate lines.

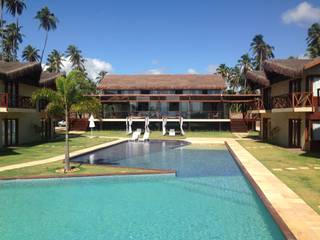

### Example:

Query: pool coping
xmin=225 ymin=139 xmax=320 ymax=240
xmin=0 ymin=168 xmax=176 ymax=181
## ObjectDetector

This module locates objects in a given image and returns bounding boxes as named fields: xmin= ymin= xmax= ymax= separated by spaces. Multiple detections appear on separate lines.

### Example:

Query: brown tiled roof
xmin=263 ymin=59 xmax=313 ymax=78
xmin=246 ymin=71 xmax=270 ymax=87
xmin=0 ymin=61 xmax=42 ymax=83
xmin=97 ymin=74 xmax=226 ymax=90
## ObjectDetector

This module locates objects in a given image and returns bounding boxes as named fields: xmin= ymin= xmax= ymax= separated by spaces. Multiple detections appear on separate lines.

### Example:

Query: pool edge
xmin=226 ymin=139 xmax=320 ymax=240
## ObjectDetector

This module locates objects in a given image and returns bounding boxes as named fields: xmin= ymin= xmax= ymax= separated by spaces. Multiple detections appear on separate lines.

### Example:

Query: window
xmin=175 ymin=90 xmax=183 ymax=94
xmin=312 ymin=77 xmax=320 ymax=96
xmin=141 ymin=90 xmax=150 ymax=94
xmin=289 ymin=79 xmax=301 ymax=93
xmin=169 ymin=102 xmax=179 ymax=111
xmin=312 ymin=121 xmax=320 ymax=141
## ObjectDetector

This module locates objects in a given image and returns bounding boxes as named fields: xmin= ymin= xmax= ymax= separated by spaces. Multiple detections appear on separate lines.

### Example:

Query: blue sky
xmin=9 ymin=0 xmax=320 ymax=76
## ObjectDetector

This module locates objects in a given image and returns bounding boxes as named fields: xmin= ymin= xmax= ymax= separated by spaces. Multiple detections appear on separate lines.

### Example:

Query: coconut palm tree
xmin=22 ymin=44 xmax=40 ymax=62
xmin=237 ymin=54 xmax=253 ymax=92
xmin=216 ymin=64 xmax=230 ymax=79
xmin=96 ymin=70 xmax=108 ymax=82
xmin=46 ymin=49 xmax=63 ymax=73
xmin=250 ymin=34 xmax=275 ymax=70
xmin=35 ymin=6 xmax=58 ymax=63
xmin=3 ymin=22 xmax=23 ymax=61
xmin=65 ymin=44 xmax=85 ymax=71
xmin=306 ymin=23 xmax=320 ymax=58
xmin=32 ymin=71 xmax=101 ymax=171
xmin=6 ymin=0 xmax=25 ymax=26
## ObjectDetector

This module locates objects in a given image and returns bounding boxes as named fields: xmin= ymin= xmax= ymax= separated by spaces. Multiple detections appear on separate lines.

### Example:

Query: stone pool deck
xmin=0 ymin=139 xmax=126 ymax=173
xmin=225 ymin=139 xmax=320 ymax=240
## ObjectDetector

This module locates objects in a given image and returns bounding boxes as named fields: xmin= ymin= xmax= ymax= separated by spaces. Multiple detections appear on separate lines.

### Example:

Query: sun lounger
xmin=130 ymin=131 xmax=140 ymax=141
xmin=169 ymin=129 xmax=175 ymax=136
xmin=139 ymin=131 xmax=150 ymax=142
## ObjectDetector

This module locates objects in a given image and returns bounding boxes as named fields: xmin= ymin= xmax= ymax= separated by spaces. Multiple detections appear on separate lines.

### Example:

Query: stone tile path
xmin=226 ymin=139 xmax=320 ymax=240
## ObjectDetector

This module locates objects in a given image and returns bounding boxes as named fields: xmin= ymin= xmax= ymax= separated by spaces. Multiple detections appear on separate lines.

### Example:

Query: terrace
xmin=0 ymin=92 xmax=35 ymax=112
xmin=248 ymin=92 xmax=315 ymax=113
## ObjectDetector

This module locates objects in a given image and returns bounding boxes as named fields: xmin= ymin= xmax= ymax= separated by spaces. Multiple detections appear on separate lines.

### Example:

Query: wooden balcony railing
xmin=103 ymin=111 xmax=228 ymax=119
xmin=272 ymin=92 xmax=313 ymax=109
xmin=0 ymin=93 xmax=34 ymax=109
xmin=0 ymin=93 xmax=8 ymax=108
xmin=247 ymin=98 xmax=265 ymax=111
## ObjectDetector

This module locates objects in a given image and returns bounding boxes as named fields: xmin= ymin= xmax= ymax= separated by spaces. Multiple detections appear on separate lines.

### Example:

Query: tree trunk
xmin=40 ymin=31 xmax=48 ymax=64
xmin=64 ymin=108 xmax=70 ymax=172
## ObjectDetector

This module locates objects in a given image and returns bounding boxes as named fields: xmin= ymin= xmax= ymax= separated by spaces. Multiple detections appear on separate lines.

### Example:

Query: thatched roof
xmin=263 ymin=59 xmax=313 ymax=78
xmin=246 ymin=71 xmax=270 ymax=87
xmin=0 ymin=61 xmax=42 ymax=85
xmin=39 ymin=71 xmax=63 ymax=87
xmin=98 ymin=74 xmax=226 ymax=90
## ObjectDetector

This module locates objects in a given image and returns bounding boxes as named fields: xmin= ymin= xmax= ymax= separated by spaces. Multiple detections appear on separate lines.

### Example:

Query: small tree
xmin=32 ymin=70 xmax=101 ymax=171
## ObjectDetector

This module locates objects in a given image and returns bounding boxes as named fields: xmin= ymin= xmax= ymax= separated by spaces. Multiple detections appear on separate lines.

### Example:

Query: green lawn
xmin=85 ymin=130 xmax=235 ymax=139
xmin=238 ymin=140 xmax=320 ymax=215
xmin=0 ymin=136 xmax=116 ymax=167
xmin=0 ymin=162 xmax=154 ymax=179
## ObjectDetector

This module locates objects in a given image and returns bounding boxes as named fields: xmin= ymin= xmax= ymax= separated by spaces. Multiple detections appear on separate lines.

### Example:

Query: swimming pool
xmin=0 ymin=141 xmax=284 ymax=240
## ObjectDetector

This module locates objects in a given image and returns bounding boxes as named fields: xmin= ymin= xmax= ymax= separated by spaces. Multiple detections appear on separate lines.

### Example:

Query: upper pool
xmin=0 ymin=141 xmax=284 ymax=240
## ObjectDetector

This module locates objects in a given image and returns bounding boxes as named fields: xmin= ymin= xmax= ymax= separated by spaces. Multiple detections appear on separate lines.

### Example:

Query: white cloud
xmin=187 ymin=68 xmax=197 ymax=74
xmin=207 ymin=64 xmax=218 ymax=74
xmin=84 ymin=58 xmax=113 ymax=80
xmin=145 ymin=68 xmax=163 ymax=75
xmin=60 ymin=57 xmax=113 ymax=81
xmin=282 ymin=2 xmax=320 ymax=25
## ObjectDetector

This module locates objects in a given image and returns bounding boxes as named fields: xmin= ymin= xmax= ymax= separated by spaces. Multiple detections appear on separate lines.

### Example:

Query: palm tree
xmin=6 ymin=0 xmax=25 ymax=26
xmin=3 ymin=22 xmax=23 ymax=61
xmin=216 ymin=64 xmax=230 ymax=79
xmin=46 ymin=49 xmax=63 ymax=73
xmin=250 ymin=34 xmax=275 ymax=70
xmin=22 ymin=44 xmax=40 ymax=62
xmin=32 ymin=71 xmax=101 ymax=171
xmin=237 ymin=54 xmax=253 ymax=92
xmin=306 ymin=23 xmax=320 ymax=58
xmin=35 ymin=6 xmax=58 ymax=63
xmin=96 ymin=70 xmax=108 ymax=82
xmin=229 ymin=67 xmax=241 ymax=93
xmin=65 ymin=44 xmax=85 ymax=71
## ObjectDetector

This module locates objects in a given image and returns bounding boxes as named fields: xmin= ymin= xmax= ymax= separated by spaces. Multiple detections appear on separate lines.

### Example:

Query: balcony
xmin=0 ymin=93 xmax=8 ymax=108
xmin=0 ymin=93 xmax=35 ymax=112
xmin=247 ymin=98 xmax=266 ymax=114
xmin=102 ymin=111 xmax=228 ymax=120
xmin=272 ymin=92 xmax=314 ymax=112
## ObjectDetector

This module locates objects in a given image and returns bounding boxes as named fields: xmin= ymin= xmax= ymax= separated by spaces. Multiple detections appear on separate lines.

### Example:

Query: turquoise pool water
xmin=0 ymin=143 xmax=284 ymax=240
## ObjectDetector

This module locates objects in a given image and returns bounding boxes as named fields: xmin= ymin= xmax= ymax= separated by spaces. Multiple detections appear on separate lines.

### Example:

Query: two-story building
xmin=246 ymin=58 xmax=320 ymax=151
xmin=0 ymin=61 xmax=59 ymax=148
xmin=96 ymin=74 xmax=259 ymax=131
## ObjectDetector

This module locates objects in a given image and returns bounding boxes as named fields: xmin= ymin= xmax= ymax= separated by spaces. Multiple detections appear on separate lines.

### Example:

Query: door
xmin=288 ymin=119 xmax=301 ymax=148
xmin=2 ymin=119 xmax=18 ymax=146
xmin=262 ymin=118 xmax=271 ymax=142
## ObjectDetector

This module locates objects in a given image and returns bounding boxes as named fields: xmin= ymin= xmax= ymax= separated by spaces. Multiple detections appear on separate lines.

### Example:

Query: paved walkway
xmin=226 ymin=139 xmax=320 ymax=240
xmin=0 ymin=139 xmax=126 ymax=173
